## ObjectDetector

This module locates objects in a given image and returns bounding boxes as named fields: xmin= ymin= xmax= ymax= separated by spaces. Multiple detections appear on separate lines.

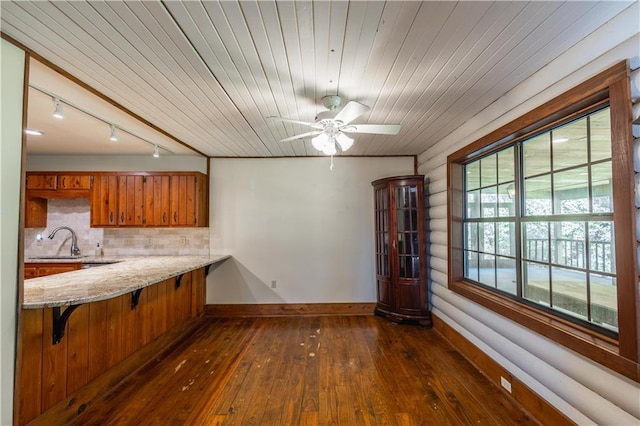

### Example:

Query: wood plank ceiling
xmin=0 ymin=1 xmax=632 ymax=158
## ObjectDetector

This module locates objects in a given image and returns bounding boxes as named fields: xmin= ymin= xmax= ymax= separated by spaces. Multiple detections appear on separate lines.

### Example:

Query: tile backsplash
xmin=24 ymin=198 xmax=209 ymax=257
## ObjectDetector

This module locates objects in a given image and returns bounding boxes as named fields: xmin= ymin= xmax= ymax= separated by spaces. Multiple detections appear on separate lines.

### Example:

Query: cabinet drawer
xmin=26 ymin=175 xmax=57 ymax=190
xmin=59 ymin=175 xmax=92 ymax=189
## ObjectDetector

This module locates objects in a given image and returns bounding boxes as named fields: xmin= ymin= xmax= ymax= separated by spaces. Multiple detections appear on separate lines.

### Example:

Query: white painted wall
xmin=26 ymin=154 xmax=207 ymax=173
xmin=0 ymin=39 xmax=26 ymax=426
xmin=418 ymin=4 xmax=640 ymax=424
xmin=208 ymin=156 xmax=413 ymax=304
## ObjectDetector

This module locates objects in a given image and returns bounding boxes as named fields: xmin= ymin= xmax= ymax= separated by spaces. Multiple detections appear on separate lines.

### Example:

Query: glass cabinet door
xmin=374 ymin=187 xmax=389 ymax=277
xmin=396 ymin=184 xmax=420 ymax=278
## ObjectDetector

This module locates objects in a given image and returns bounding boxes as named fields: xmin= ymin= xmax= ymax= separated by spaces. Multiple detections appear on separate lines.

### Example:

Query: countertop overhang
xmin=23 ymin=255 xmax=231 ymax=309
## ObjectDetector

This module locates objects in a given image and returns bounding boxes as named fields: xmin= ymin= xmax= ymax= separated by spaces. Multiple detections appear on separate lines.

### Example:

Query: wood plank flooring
xmin=69 ymin=316 xmax=539 ymax=425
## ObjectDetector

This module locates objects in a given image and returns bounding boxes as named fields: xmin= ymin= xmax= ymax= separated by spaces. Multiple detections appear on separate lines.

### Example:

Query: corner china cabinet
xmin=372 ymin=175 xmax=431 ymax=326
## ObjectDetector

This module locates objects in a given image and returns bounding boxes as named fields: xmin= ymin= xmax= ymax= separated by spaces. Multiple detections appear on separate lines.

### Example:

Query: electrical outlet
xmin=179 ymin=237 xmax=187 ymax=246
xmin=500 ymin=376 xmax=512 ymax=393
xmin=146 ymin=237 xmax=153 ymax=245
xmin=271 ymin=280 xmax=277 ymax=288
xmin=124 ymin=237 xmax=134 ymax=246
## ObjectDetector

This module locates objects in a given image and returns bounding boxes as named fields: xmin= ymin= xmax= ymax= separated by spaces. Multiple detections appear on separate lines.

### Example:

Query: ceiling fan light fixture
xmin=336 ymin=133 xmax=353 ymax=152
xmin=52 ymin=97 xmax=64 ymax=119
xmin=312 ymin=133 xmax=329 ymax=151
xmin=322 ymin=140 xmax=337 ymax=156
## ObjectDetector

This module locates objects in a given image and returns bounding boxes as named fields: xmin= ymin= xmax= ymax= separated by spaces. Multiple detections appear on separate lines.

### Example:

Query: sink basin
xmin=29 ymin=255 xmax=86 ymax=260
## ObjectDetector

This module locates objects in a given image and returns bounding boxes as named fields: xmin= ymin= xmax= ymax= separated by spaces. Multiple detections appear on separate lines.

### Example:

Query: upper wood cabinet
xmin=26 ymin=171 xmax=207 ymax=228
xmin=170 ymin=174 xmax=206 ymax=226
xmin=90 ymin=172 xmax=206 ymax=228
xmin=91 ymin=175 xmax=118 ymax=226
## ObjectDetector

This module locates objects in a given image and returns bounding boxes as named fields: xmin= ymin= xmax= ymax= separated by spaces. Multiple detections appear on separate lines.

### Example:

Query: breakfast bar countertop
xmin=23 ymin=254 xmax=231 ymax=309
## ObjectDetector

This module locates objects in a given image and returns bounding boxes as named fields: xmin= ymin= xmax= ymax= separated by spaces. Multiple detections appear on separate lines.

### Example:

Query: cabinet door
xmin=144 ymin=175 xmax=170 ymax=226
xmin=92 ymin=175 xmax=118 ymax=226
xmin=59 ymin=175 xmax=92 ymax=190
xmin=25 ymin=197 xmax=47 ymax=228
xmin=26 ymin=175 xmax=57 ymax=190
xmin=170 ymin=175 xmax=196 ymax=226
xmin=118 ymin=175 xmax=144 ymax=226
xmin=374 ymin=187 xmax=392 ymax=311
xmin=393 ymin=182 xmax=426 ymax=316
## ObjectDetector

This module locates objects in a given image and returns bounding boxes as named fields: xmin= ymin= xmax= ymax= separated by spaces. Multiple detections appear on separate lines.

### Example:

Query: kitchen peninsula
xmin=18 ymin=254 xmax=230 ymax=425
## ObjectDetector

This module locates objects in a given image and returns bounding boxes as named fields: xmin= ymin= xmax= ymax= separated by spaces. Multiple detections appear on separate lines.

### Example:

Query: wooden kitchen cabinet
xmin=24 ymin=262 xmax=82 ymax=279
xmin=58 ymin=175 xmax=92 ymax=190
xmin=144 ymin=175 xmax=171 ymax=226
xmin=372 ymin=175 xmax=431 ymax=326
xmin=92 ymin=175 xmax=118 ymax=226
xmin=26 ymin=174 xmax=58 ymax=190
xmin=170 ymin=174 xmax=206 ymax=227
xmin=118 ymin=175 xmax=145 ymax=226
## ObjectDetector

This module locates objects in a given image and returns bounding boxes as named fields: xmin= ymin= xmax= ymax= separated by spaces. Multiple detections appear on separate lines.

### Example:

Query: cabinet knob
xmin=174 ymin=212 xmax=177 ymax=223
xmin=163 ymin=212 xmax=167 ymax=223
xmin=121 ymin=212 xmax=125 ymax=223
xmin=109 ymin=212 xmax=114 ymax=223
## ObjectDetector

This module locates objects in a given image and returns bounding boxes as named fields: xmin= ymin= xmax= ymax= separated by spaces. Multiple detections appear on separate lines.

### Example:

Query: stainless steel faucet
xmin=48 ymin=226 xmax=81 ymax=257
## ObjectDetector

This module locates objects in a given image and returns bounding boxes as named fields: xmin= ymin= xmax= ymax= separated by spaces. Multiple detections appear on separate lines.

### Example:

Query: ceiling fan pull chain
xmin=330 ymin=155 xmax=335 ymax=171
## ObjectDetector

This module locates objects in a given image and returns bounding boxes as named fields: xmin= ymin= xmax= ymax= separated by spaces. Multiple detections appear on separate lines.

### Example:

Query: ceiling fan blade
xmin=267 ymin=116 xmax=318 ymax=127
xmin=342 ymin=124 xmax=401 ymax=135
xmin=333 ymin=101 xmax=370 ymax=125
xmin=279 ymin=131 xmax=322 ymax=143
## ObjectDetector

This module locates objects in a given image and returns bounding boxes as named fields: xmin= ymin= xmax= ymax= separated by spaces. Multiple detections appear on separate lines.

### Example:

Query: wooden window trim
xmin=447 ymin=61 xmax=639 ymax=382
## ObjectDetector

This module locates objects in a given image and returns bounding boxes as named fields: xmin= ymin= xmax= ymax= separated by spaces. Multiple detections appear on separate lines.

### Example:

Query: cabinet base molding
xmin=205 ymin=303 xmax=376 ymax=317
xmin=28 ymin=316 xmax=206 ymax=426
xmin=432 ymin=313 xmax=574 ymax=426
xmin=374 ymin=307 xmax=433 ymax=327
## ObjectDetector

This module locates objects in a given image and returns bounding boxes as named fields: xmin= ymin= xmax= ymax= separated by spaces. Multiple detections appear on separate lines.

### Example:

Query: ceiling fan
xmin=267 ymin=95 xmax=401 ymax=156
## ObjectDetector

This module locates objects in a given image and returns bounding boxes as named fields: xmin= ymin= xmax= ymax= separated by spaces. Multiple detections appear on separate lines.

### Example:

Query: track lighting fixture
xmin=33 ymin=84 xmax=173 ymax=156
xmin=52 ymin=97 xmax=64 ymax=119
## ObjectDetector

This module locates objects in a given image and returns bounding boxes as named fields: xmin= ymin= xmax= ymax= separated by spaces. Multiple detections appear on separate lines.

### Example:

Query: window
xmin=447 ymin=61 xmax=638 ymax=382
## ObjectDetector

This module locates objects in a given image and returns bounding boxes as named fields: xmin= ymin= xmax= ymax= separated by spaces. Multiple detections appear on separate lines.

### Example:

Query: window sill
xmin=449 ymin=279 xmax=639 ymax=382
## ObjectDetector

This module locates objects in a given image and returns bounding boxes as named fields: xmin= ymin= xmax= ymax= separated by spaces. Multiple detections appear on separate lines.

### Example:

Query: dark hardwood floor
xmin=68 ymin=316 xmax=538 ymax=425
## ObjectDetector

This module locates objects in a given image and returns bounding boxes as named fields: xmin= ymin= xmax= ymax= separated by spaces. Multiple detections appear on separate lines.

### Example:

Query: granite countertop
xmin=23 ymin=255 xmax=231 ymax=309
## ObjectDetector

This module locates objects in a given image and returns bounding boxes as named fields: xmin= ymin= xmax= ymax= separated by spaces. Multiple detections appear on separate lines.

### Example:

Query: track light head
xmin=153 ymin=145 xmax=160 ymax=158
xmin=52 ymin=97 xmax=64 ymax=119
xmin=109 ymin=124 xmax=118 ymax=142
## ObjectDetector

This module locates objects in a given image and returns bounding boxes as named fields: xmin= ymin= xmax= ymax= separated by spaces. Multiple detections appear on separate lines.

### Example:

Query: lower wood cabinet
xmin=17 ymin=267 xmax=207 ymax=425
xmin=24 ymin=262 xmax=82 ymax=279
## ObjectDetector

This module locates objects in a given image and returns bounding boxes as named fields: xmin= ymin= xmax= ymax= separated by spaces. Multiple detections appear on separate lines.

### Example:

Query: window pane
xmin=590 ymin=273 xmax=617 ymax=330
xmin=590 ymin=108 xmax=611 ymax=162
xmin=496 ymin=222 xmax=515 ymax=257
xmin=479 ymin=222 xmax=495 ymax=254
xmin=496 ymin=256 xmax=517 ymax=295
xmin=523 ymin=222 xmax=548 ymax=262
xmin=524 ymin=175 xmax=552 ymax=215
xmin=524 ymin=261 xmax=549 ymax=305
xmin=552 ymin=118 xmax=588 ymax=170
xmin=498 ymin=147 xmax=515 ymax=184
xmin=591 ymin=161 xmax=612 ymax=213
xmin=465 ymin=250 xmax=479 ymax=282
xmin=481 ymin=186 xmax=497 ymax=218
xmin=465 ymin=222 xmax=478 ymax=251
xmin=551 ymin=222 xmax=585 ymax=269
xmin=481 ymin=155 xmax=497 ymax=187
xmin=554 ymin=167 xmax=588 ymax=214
xmin=498 ymin=183 xmax=515 ymax=217
xmin=467 ymin=189 xmax=480 ymax=218
xmin=466 ymin=161 xmax=480 ymax=190
xmin=523 ymin=133 xmax=550 ymax=177
xmin=479 ymin=254 xmax=495 ymax=287
xmin=589 ymin=221 xmax=615 ymax=273
xmin=551 ymin=267 xmax=587 ymax=321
